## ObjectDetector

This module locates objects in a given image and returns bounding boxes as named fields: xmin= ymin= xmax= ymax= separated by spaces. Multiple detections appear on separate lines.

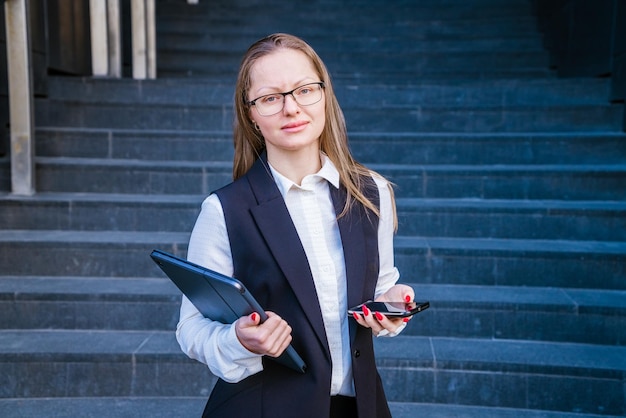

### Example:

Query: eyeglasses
xmin=248 ymin=82 xmax=325 ymax=116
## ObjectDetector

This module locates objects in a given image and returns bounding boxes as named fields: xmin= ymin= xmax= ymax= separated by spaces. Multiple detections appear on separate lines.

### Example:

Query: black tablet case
xmin=150 ymin=249 xmax=306 ymax=373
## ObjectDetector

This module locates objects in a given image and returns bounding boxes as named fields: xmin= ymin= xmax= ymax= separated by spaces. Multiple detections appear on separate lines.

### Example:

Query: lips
xmin=281 ymin=120 xmax=309 ymax=132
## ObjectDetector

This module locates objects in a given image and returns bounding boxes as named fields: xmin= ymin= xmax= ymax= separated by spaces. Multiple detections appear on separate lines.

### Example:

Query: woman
xmin=176 ymin=33 xmax=415 ymax=418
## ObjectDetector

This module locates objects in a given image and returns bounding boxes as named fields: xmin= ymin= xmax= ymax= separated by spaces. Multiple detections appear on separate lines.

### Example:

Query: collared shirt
xmin=176 ymin=154 xmax=400 ymax=393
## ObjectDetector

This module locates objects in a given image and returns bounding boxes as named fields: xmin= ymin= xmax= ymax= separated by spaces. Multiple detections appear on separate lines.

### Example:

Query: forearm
xmin=176 ymin=296 xmax=263 ymax=383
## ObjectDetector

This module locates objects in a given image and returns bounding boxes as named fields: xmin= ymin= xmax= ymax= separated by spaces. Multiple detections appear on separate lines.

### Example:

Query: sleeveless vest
xmin=204 ymin=154 xmax=392 ymax=418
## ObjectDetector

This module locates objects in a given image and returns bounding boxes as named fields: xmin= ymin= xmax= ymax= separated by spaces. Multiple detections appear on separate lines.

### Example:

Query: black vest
xmin=204 ymin=154 xmax=392 ymax=418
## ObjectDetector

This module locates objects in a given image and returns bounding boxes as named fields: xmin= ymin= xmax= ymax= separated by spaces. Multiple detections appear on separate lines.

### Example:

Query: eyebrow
xmin=252 ymin=77 xmax=318 ymax=96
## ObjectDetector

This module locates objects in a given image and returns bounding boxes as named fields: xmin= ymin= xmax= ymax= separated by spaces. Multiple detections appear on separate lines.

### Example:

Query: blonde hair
xmin=233 ymin=33 xmax=396 ymax=228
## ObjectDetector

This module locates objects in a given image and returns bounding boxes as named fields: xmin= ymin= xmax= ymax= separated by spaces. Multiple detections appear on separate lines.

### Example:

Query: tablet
xmin=150 ymin=249 xmax=306 ymax=374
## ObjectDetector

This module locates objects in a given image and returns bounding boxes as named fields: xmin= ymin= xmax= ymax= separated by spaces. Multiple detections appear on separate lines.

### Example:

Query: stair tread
xmin=374 ymin=336 xmax=626 ymax=376
xmin=395 ymin=236 xmax=626 ymax=255
xmin=34 ymin=125 xmax=626 ymax=138
xmin=397 ymin=198 xmax=626 ymax=211
xmin=0 ymin=276 xmax=179 ymax=300
xmin=388 ymin=402 xmax=626 ymax=418
xmin=32 ymin=156 xmax=626 ymax=172
xmin=38 ymin=96 xmax=618 ymax=110
xmin=2 ymin=277 xmax=624 ymax=313
xmin=0 ymin=228 xmax=624 ymax=247
xmin=1 ymin=330 xmax=624 ymax=376
xmin=0 ymin=229 xmax=189 ymax=243
xmin=412 ymin=284 xmax=626 ymax=312
xmin=0 ymin=397 xmax=206 ymax=418
xmin=0 ymin=398 xmax=619 ymax=418
xmin=3 ymin=192 xmax=626 ymax=211
xmin=0 ymin=191 xmax=206 ymax=204
xmin=1 ymin=230 xmax=624 ymax=256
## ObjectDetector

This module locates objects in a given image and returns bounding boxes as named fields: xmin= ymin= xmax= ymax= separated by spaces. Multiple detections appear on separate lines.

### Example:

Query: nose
xmin=282 ymin=93 xmax=300 ymax=114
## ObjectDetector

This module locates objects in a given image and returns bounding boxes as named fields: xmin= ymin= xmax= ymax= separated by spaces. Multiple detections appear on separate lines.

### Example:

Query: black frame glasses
xmin=248 ymin=82 xmax=325 ymax=116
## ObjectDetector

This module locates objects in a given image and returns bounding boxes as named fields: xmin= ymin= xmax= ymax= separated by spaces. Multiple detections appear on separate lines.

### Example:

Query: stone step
xmin=156 ymin=49 xmax=550 ymax=78
xmin=0 ymin=397 xmax=207 ymax=418
xmin=30 ymin=157 xmax=626 ymax=200
xmin=156 ymin=0 xmax=535 ymax=24
xmin=394 ymin=236 xmax=626 ymax=290
xmin=2 ymin=276 xmax=624 ymax=346
xmin=408 ymin=284 xmax=626 ymax=345
xmin=1 ymin=193 xmax=625 ymax=242
xmin=0 ymin=193 xmax=203 ymax=232
xmin=375 ymin=336 xmax=626 ymax=416
xmin=0 ymin=230 xmax=187 ymax=278
xmin=397 ymin=198 xmax=626 ymax=242
xmin=44 ymin=77 xmax=612 ymax=107
xmin=157 ymin=66 xmax=554 ymax=81
xmin=157 ymin=12 xmax=537 ymax=31
xmin=387 ymin=403 xmax=625 ymax=418
xmin=34 ymin=128 xmax=626 ymax=165
xmin=157 ymin=33 xmax=544 ymax=54
xmin=0 ymin=276 xmax=180 ymax=331
xmin=34 ymin=99 xmax=623 ymax=132
xmin=381 ymin=163 xmax=626 ymax=200
xmin=0 ymin=330 xmax=216 ymax=398
xmin=0 ymin=231 xmax=623 ymax=290
xmin=0 ymin=398 xmax=620 ymax=418
xmin=1 ymin=330 xmax=624 ymax=415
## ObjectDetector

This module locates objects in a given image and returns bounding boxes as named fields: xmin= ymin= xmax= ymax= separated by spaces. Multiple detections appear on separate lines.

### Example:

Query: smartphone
xmin=348 ymin=300 xmax=430 ymax=318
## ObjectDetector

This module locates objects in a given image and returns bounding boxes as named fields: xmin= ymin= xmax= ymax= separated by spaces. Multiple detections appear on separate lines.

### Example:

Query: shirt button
xmin=353 ymin=350 xmax=360 ymax=358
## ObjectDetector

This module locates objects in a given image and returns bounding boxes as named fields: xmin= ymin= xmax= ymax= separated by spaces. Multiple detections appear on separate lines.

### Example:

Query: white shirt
xmin=176 ymin=154 xmax=401 ymax=395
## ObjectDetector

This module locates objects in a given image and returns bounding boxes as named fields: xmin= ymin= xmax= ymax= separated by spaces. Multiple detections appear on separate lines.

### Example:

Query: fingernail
xmin=250 ymin=313 xmax=258 ymax=322
xmin=403 ymin=317 xmax=410 ymax=323
xmin=405 ymin=295 xmax=411 ymax=303
xmin=375 ymin=312 xmax=384 ymax=321
xmin=362 ymin=305 xmax=370 ymax=316
xmin=352 ymin=312 xmax=360 ymax=320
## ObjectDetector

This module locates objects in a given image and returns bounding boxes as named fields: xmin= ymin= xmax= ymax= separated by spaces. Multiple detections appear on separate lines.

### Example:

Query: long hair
xmin=233 ymin=33 xmax=396 ymax=227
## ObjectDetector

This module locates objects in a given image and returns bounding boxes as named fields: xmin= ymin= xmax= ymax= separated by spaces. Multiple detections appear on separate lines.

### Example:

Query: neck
xmin=267 ymin=148 xmax=322 ymax=185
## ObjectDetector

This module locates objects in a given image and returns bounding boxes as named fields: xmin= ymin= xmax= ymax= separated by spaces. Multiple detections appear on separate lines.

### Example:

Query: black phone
xmin=348 ymin=300 xmax=430 ymax=318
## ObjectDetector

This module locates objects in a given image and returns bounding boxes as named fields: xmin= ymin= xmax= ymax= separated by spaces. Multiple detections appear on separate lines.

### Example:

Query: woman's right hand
xmin=234 ymin=311 xmax=292 ymax=358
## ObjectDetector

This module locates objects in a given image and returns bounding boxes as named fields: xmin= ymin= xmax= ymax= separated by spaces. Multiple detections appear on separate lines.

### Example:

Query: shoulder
xmin=366 ymin=170 xmax=393 ymax=199
xmin=213 ymin=174 xmax=253 ymax=204
xmin=369 ymin=170 xmax=390 ymax=190
xmin=367 ymin=170 xmax=395 ymax=211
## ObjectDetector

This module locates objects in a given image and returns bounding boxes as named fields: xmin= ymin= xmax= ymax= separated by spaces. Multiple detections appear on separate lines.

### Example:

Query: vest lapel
xmin=329 ymin=185 xmax=369 ymax=310
xmin=245 ymin=156 xmax=330 ymax=358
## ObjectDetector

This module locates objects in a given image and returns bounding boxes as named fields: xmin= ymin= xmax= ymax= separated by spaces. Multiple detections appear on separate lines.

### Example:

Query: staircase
xmin=1 ymin=0 xmax=625 ymax=416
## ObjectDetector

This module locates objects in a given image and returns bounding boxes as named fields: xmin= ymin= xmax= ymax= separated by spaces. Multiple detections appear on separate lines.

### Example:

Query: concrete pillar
xmin=107 ymin=0 xmax=122 ymax=78
xmin=90 ymin=0 xmax=108 ymax=76
xmin=131 ymin=0 xmax=156 ymax=79
xmin=5 ymin=0 xmax=35 ymax=195
xmin=90 ymin=0 xmax=121 ymax=77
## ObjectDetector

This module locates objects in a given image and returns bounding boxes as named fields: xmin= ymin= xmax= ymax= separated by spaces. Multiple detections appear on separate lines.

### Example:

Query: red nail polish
xmin=352 ymin=312 xmax=360 ymax=320
xmin=405 ymin=295 xmax=411 ymax=303
xmin=362 ymin=305 xmax=370 ymax=316
xmin=251 ymin=313 xmax=258 ymax=322
xmin=403 ymin=317 xmax=410 ymax=323
xmin=375 ymin=312 xmax=384 ymax=321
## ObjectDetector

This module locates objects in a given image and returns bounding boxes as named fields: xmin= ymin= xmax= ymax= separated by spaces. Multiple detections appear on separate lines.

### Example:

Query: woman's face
xmin=248 ymin=48 xmax=326 ymax=158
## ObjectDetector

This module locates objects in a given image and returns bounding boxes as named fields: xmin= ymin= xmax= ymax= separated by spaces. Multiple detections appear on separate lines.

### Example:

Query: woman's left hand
xmin=351 ymin=284 xmax=415 ymax=337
